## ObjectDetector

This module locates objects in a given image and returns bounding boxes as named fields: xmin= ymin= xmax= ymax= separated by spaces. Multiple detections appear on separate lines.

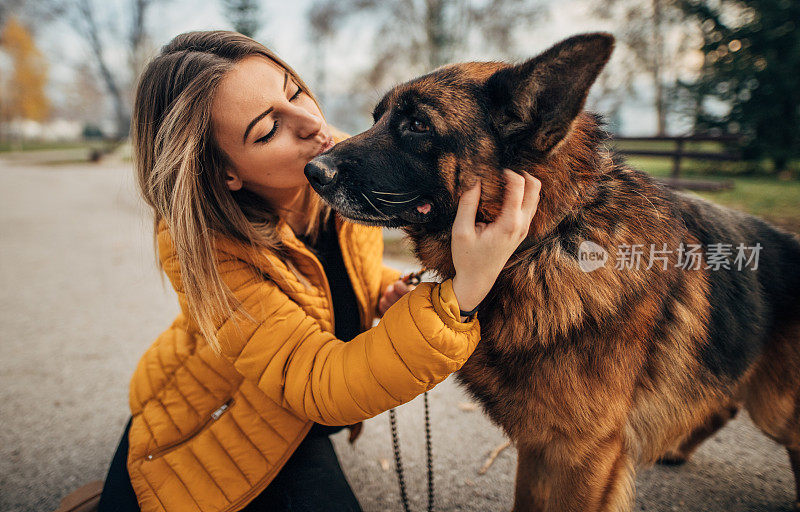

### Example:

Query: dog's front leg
xmin=540 ymin=432 xmax=634 ymax=512
xmin=512 ymin=445 xmax=550 ymax=512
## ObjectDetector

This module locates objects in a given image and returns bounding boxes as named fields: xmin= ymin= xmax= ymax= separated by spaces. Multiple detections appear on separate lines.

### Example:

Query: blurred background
xmin=0 ymin=0 xmax=800 ymax=231
xmin=1 ymin=1 xmax=799 ymax=511
xmin=1 ymin=0 xmax=799 ymax=232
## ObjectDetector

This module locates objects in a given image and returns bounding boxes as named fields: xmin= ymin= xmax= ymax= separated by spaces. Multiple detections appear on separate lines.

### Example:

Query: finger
xmin=393 ymin=280 xmax=410 ymax=294
xmin=453 ymin=178 xmax=481 ymax=235
xmin=492 ymin=169 xmax=526 ymax=227
xmin=520 ymin=172 xmax=542 ymax=220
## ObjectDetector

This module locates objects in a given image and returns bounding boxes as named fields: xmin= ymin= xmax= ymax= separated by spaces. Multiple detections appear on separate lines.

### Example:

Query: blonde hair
xmin=133 ymin=30 xmax=331 ymax=353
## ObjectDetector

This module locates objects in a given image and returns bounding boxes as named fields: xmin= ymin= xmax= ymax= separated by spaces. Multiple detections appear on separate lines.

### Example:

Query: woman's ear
xmin=225 ymin=168 xmax=243 ymax=191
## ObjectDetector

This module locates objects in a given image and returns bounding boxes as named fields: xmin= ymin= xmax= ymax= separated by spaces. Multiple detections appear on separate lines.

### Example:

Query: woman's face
xmin=211 ymin=55 xmax=334 ymax=204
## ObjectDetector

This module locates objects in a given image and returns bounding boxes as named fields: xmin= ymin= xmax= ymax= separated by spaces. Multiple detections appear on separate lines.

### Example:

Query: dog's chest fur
xmin=408 ymin=163 xmax=739 ymax=460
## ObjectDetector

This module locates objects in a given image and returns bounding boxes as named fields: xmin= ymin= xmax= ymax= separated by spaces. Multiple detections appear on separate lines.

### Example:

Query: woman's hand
xmin=378 ymin=279 xmax=416 ymax=316
xmin=451 ymin=170 xmax=541 ymax=320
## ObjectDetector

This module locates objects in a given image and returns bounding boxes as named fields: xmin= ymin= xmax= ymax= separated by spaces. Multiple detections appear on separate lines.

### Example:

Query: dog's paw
xmin=656 ymin=452 xmax=688 ymax=466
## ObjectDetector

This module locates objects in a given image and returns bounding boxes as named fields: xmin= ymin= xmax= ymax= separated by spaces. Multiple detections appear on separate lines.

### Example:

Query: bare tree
xmin=222 ymin=0 xmax=261 ymax=38
xmin=59 ymin=0 xmax=163 ymax=139
xmin=0 ymin=0 xmax=65 ymax=31
xmin=129 ymin=0 xmax=159 ymax=81
xmin=54 ymin=62 xmax=107 ymax=123
xmin=307 ymin=0 xmax=343 ymax=108
xmin=307 ymin=0 xmax=545 ymax=118
xmin=591 ymin=0 xmax=699 ymax=135
xmin=0 ymin=0 xmax=25 ymax=26
xmin=71 ymin=0 xmax=128 ymax=138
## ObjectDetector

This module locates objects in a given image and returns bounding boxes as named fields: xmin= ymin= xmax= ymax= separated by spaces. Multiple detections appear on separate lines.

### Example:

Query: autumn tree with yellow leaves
xmin=0 ymin=15 xmax=50 ymax=140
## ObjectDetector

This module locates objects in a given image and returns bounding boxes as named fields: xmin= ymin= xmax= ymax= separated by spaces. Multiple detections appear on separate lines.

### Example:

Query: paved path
xmin=1 ymin=159 xmax=796 ymax=511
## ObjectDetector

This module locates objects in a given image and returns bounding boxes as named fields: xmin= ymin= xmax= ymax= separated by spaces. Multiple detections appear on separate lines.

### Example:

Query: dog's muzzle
xmin=304 ymin=155 xmax=339 ymax=192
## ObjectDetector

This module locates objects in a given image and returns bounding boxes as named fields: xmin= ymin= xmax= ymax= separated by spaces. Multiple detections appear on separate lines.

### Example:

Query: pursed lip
xmin=315 ymin=135 xmax=335 ymax=157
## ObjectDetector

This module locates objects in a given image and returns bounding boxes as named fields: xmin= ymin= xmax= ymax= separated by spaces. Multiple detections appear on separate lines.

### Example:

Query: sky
xmin=30 ymin=0 xmax=681 ymax=135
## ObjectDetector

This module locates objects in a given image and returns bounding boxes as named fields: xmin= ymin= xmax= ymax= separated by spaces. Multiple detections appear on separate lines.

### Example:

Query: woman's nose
xmin=289 ymin=106 xmax=323 ymax=139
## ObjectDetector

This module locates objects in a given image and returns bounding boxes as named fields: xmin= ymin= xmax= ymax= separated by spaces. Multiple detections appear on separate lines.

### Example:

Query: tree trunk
xmin=773 ymin=156 xmax=788 ymax=174
xmin=425 ymin=0 xmax=449 ymax=69
xmin=129 ymin=0 xmax=148 ymax=84
xmin=76 ymin=0 xmax=133 ymax=140
xmin=652 ymin=0 xmax=667 ymax=136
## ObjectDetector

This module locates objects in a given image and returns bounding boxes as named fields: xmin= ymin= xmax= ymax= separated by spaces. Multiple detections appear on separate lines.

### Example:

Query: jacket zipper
xmin=218 ymin=422 xmax=313 ymax=512
xmin=144 ymin=398 xmax=234 ymax=461
xmin=201 ymin=224 xmax=364 ymax=511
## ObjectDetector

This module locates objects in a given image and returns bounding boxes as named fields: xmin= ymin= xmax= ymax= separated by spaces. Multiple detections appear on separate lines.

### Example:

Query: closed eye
xmin=255 ymin=84 xmax=303 ymax=144
xmin=255 ymin=121 xmax=278 ymax=144
xmin=289 ymin=85 xmax=302 ymax=101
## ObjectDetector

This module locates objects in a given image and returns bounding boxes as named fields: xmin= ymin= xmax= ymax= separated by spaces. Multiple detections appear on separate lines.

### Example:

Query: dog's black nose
xmin=305 ymin=156 xmax=338 ymax=190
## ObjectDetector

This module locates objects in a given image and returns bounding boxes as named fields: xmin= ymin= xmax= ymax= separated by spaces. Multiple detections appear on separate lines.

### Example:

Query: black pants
xmin=97 ymin=419 xmax=362 ymax=512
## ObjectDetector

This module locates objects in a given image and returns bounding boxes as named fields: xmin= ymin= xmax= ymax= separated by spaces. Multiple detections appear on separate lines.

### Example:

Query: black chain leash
xmin=389 ymin=391 xmax=434 ymax=512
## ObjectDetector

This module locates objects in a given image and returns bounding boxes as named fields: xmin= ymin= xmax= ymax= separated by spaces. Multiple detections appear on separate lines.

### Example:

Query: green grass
xmin=628 ymin=156 xmax=800 ymax=233
xmin=0 ymin=140 xmax=128 ymax=166
xmin=693 ymin=179 xmax=800 ymax=232
xmin=625 ymin=156 xmax=730 ymax=179
xmin=610 ymin=139 xmax=725 ymax=153
xmin=0 ymin=140 xmax=99 ymax=152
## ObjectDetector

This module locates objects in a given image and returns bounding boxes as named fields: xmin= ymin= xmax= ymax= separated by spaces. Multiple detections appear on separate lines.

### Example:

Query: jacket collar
xmin=209 ymin=212 xmax=354 ymax=291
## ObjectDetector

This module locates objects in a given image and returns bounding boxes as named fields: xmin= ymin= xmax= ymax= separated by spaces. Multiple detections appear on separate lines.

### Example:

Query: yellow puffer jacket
xmin=126 ymin=214 xmax=481 ymax=512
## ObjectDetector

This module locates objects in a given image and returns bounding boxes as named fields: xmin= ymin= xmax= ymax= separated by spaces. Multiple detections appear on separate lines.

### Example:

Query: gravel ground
xmin=1 ymin=158 xmax=796 ymax=511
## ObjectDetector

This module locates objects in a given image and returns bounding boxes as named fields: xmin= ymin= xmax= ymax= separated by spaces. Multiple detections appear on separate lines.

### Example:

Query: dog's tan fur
xmin=311 ymin=33 xmax=800 ymax=511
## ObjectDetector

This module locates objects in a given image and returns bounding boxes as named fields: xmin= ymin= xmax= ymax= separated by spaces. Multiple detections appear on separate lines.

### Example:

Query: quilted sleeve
xmin=212 ymin=254 xmax=480 ymax=426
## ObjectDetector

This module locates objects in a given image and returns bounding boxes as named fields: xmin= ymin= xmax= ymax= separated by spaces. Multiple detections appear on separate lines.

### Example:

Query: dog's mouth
xmin=325 ymin=188 xmax=436 ymax=227
xmin=366 ymin=190 xmax=434 ymax=222
xmin=305 ymin=155 xmax=439 ymax=228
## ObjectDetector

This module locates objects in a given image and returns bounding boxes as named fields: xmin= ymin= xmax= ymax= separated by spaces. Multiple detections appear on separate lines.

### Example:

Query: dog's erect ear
xmin=485 ymin=33 xmax=614 ymax=159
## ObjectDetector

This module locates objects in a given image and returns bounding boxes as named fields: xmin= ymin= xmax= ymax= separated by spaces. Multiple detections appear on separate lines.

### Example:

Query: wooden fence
xmin=611 ymin=135 xmax=743 ymax=191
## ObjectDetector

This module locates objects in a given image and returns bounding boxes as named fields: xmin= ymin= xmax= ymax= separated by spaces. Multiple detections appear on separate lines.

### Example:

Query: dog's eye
xmin=408 ymin=118 xmax=429 ymax=133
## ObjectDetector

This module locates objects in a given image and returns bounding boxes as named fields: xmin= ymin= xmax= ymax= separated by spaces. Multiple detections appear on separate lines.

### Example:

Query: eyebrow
xmin=242 ymin=72 xmax=290 ymax=144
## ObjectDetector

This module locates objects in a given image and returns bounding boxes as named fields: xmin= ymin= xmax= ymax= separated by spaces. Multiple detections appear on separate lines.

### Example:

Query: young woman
xmin=97 ymin=30 xmax=541 ymax=512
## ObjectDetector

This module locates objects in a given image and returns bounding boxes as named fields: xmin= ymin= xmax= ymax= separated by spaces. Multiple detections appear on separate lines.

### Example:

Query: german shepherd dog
xmin=305 ymin=33 xmax=800 ymax=511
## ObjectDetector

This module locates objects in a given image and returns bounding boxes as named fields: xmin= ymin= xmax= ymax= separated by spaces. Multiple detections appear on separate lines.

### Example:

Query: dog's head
xmin=305 ymin=33 xmax=614 ymax=233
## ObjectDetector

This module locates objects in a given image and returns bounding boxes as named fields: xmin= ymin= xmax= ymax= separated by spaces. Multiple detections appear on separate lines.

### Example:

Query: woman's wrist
xmin=451 ymin=275 xmax=482 ymax=320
